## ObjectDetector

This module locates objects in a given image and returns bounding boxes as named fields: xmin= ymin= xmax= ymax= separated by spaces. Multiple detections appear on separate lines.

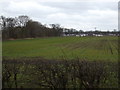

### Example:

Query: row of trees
xmin=0 ymin=16 xmax=63 ymax=40
xmin=1 ymin=15 xmax=119 ymax=40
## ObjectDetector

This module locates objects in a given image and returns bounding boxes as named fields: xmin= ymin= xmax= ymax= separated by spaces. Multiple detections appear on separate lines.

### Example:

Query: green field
xmin=3 ymin=36 xmax=118 ymax=61
xmin=2 ymin=36 xmax=118 ymax=88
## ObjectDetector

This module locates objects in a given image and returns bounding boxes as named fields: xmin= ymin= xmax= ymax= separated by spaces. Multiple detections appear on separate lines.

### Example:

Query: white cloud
xmin=0 ymin=0 xmax=118 ymax=31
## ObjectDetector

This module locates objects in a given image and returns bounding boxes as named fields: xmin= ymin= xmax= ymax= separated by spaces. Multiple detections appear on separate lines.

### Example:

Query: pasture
xmin=2 ymin=36 xmax=119 ymax=88
xmin=3 ymin=36 xmax=118 ymax=61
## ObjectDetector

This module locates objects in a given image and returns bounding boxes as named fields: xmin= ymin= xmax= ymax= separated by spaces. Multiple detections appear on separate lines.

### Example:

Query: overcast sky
xmin=0 ymin=0 xmax=119 ymax=31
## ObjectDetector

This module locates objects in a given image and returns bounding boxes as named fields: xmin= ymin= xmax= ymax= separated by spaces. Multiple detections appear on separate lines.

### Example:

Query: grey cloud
xmin=40 ymin=2 xmax=117 ymax=14
xmin=0 ymin=0 xmax=118 ymax=31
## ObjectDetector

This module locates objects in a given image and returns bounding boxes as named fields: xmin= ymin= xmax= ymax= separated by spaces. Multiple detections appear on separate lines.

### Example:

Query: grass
xmin=2 ymin=36 xmax=118 ymax=61
xmin=2 ymin=36 xmax=118 ymax=88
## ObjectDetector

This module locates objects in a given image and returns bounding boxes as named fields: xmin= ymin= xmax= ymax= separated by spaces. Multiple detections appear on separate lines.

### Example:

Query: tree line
xmin=0 ymin=15 xmax=119 ymax=40
xmin=0 ymin=15 xmax=63 ymax=40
